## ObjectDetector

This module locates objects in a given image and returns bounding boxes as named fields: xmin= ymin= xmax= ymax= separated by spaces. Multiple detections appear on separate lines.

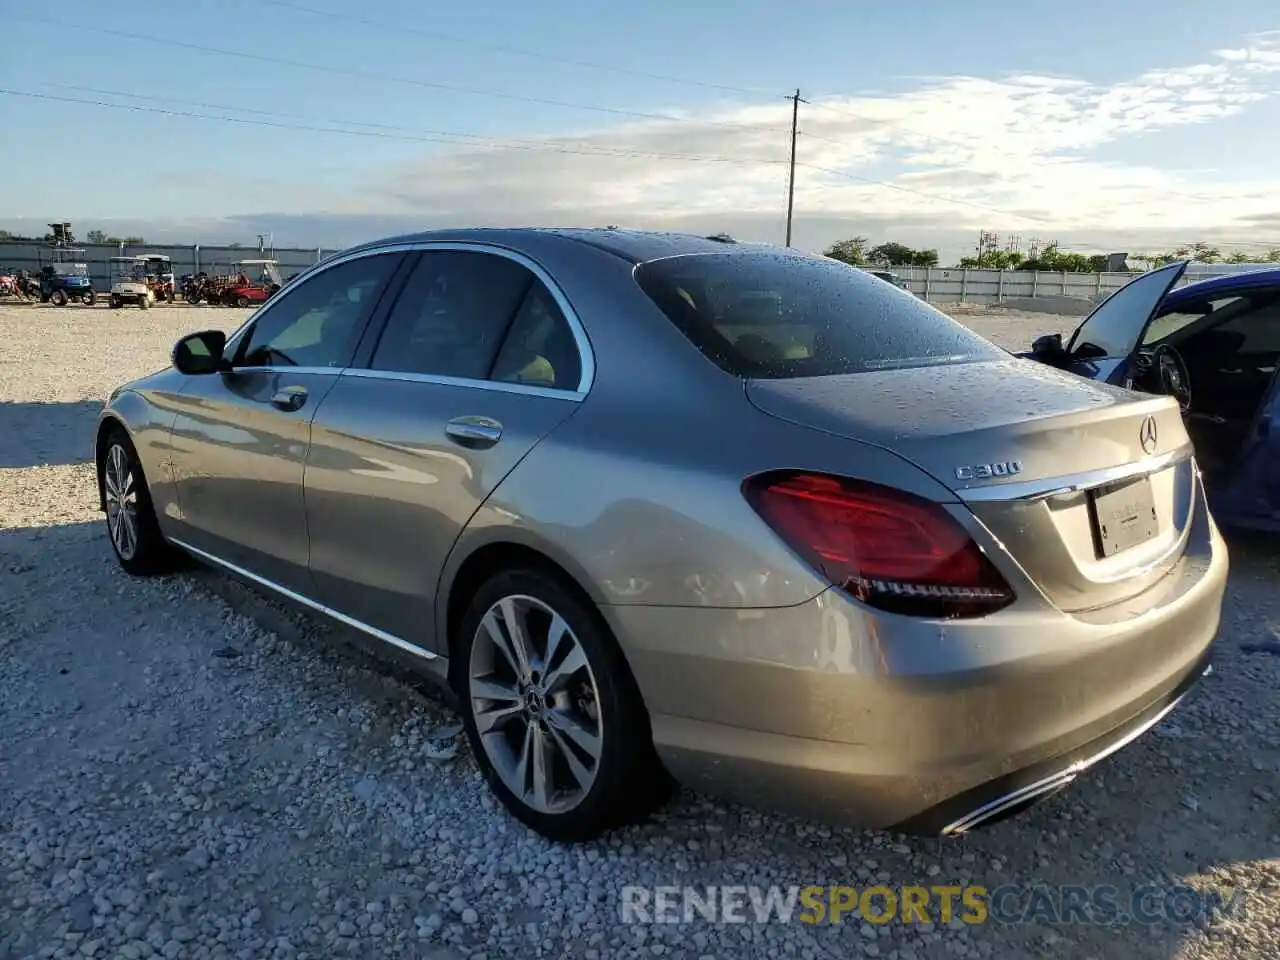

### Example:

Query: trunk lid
xmin=746 ymin=358 xmax=1198 ymax=612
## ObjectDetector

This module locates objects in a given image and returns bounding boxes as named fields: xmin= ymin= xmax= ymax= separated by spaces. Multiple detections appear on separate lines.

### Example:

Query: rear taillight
xmin=743 ymin=471 xmax=1014 ymax=619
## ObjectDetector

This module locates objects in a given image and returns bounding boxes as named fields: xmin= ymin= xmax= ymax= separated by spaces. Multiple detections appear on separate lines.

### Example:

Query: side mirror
xmin=173 ymin=330 xmax=228 ymax=375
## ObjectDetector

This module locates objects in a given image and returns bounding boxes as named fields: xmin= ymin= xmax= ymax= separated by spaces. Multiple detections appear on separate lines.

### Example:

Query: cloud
xmin=6 ymin=30 xmax=1280 ymax=261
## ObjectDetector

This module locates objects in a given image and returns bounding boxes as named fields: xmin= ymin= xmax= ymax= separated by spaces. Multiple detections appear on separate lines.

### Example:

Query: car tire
xmin=82 ymin=291 xmax=95 ymax=305
xmin=236 ymin=295 xmax=250 ymax=308
xmin=109 ymin=295 xmax=121 ymax=309
xmin=138 ymin=295 xmax=149 ymax=310
xmin=51 ymin=289 xmax=68 ymax=306
xmin=100 ymin=428 xmax=186 ymax=576
xmin=454 ymin=566 xmax=672 ymax=842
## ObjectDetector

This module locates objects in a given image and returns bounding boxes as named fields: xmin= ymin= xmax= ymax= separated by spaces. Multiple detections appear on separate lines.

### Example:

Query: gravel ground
xmin=1 ymin=300 xmax=1278 ymax=960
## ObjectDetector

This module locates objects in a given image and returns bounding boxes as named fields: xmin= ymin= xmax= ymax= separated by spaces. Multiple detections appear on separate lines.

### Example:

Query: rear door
xmin=1214 ymin=366 xmax=1280 ymax=527
xmin=303 ymin=245 xmax=589 ymax=652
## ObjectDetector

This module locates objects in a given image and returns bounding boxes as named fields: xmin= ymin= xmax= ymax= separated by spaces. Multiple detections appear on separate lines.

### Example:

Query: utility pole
xmin=785 ymin=89 xmax=805 ymax=248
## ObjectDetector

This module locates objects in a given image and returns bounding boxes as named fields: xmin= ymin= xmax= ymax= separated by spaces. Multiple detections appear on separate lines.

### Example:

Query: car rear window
xmin=633 ymin=252 xmax=1004 ymax=378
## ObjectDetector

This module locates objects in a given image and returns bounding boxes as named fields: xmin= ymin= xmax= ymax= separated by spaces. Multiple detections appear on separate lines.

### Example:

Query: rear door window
xmin=633 ymin=252 xmax=1003 ymax=378
xmin=369 ymin=251 xmax=534 ymax=380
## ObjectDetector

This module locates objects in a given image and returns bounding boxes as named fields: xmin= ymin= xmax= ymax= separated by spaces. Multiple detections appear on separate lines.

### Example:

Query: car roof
xmin=346 ymin=226 xmax=781 ymax=265
xmin=1165 ymin=267 xmax=1280 ymax=303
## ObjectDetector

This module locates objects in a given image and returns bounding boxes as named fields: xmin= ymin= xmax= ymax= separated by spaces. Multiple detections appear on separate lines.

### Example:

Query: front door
xmin=304 ymin=247 xmax=588 ymax=651
xmin=166 ymin=251 xmax=406 ymax=593
xmin=1062 ymin=260 xmax=1188 ymax=384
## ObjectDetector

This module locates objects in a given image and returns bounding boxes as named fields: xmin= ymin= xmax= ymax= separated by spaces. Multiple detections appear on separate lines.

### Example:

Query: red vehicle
xmin=221 ymin=259 xmax=283 ymax=307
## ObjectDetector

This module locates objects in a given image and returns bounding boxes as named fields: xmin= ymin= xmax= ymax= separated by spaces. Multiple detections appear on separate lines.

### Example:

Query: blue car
xmin=1027 ymin=261 xmax=1280 ymax=532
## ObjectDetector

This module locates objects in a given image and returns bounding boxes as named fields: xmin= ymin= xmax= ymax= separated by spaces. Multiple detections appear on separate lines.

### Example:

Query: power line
xmin=34 ymin=82 xmax=782 ymax=160
xmin=261 ymin=0 xmax=781 ymax=98
xmin=0 ymin=88 xmax=790 ymax=166
xmin=13 ymin=14 xmax=789 ymax=133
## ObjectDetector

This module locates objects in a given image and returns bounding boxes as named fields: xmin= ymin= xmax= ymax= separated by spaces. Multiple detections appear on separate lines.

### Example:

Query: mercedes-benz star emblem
xmin=1139 ymin=415 xmax=1158 ymax=455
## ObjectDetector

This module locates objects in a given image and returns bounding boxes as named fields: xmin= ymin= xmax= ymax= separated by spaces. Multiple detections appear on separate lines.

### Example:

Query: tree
xmin=86 ymin=230 xmax=107 ymax=244
xmin=958 ymin=249 xmax=1024 ymax=270
xmin=1183 ymin=242 xmax=1221 ymax=263
xmin=1135 ymin=243 xmax=1280 ymax=267
xmin=823 ymin=236 xmax=868 ymax=266
xmin=867 ymin=241 xmax=939 ymax=267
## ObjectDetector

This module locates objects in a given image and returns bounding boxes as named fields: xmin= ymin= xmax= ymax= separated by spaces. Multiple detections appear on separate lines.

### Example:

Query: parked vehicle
xmin=143 ymin=255 xmax=177 ymax=303
xmin=181 ymin=272 xmax=210 ymax=304
xmin=39 ymin=262 xmax=95 ymax=306
xmin=220 ymin=259 xmax=283 ymax=306
xmin=108 ymin=257 xmax=154 ymax=310
xmin=865 ymin=268 xmax=909 ymax=289
xmin=1025 ymin=262 xmax=1280 ymax=532
xmin=38 ymin=225 xmax=95 ymax=306
xmin=97 ymin=228 xmax=1225 ymax=842
xmin=12 ymin=270 xmax=40 ymax=300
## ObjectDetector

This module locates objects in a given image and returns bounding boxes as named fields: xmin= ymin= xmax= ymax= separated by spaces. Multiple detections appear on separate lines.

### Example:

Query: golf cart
xmin=221 ymin=259 xmax=283 ymax=307
xmin=39 ymin=258 xmax=96 ymax=306
xmin=39 ymin=223 xmax=96 ymax=306
xmin=143 ymin=255 xmax=176 ymax=303
xmin=109 ymin=257 xmax=155 ymax=310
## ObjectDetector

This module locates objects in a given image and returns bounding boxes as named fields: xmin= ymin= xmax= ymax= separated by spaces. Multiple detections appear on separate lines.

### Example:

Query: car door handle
xmin=270 ymin=386 xmax=308 ymax=412
xmin=445 ymin=416 xmax=502 ymax=448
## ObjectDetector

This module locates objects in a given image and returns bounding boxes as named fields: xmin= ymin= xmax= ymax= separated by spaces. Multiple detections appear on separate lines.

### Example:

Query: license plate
xmin=1090 ymin=477 xmax=1159 ymax=557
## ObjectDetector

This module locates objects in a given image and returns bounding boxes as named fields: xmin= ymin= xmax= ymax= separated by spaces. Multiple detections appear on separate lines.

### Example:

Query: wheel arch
xmin=439 ymin=533 xmax=611 ymax=666
xmin=94 ymin=414 xmax=129 ymax=510
xmin=93 ymin=396 xmax=147 ymax=510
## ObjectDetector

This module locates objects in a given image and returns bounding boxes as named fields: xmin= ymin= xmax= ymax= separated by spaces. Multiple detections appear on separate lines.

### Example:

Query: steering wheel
xmin=1151 ymin=343 xmax=1192 ymax=414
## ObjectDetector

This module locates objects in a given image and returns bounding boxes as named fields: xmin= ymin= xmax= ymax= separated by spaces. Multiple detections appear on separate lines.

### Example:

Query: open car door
xmin=1024 ymin=260 xmax=1189 ymax=386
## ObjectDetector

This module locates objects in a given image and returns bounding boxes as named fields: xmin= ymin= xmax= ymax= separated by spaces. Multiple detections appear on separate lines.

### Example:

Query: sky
xmin=2 ymin=0 xmax=1280 ymax=264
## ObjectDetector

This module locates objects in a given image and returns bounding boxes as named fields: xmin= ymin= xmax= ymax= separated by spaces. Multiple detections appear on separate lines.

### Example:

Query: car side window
xmin=1143 ymin=296 xmax=1243 ymax=345
xmin=236 ymin=254 xmax=401 ymax=369
xmin=369 ymin=251 xmax=534 ymax=380
xmin=1214 ymin=296 xmax=1280 ymax=355
xmin=490 ymin=281 xmax=583 ymax=390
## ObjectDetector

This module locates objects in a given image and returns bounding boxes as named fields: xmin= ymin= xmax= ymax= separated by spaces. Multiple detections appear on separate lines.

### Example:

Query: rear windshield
xmin=633 ymin=252 xmax=1004 ymax=378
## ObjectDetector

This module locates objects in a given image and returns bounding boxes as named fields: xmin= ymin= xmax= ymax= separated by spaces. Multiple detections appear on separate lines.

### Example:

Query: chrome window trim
xmin=169 ymin=537 xmax=439 ymax=661
xmin=957 ymin=444 xmax=1194 ymax=503
xmin=223 ymin=240 xmax=595 ymax=397
xmin=340 ymin=368 xmax=584 ymax=401
xmin=221 ymin=366 xmax=344 ymax=376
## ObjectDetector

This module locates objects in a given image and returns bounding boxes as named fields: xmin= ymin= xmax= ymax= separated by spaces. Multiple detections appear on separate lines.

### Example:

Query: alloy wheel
xmin=104 ymin=444 xmax=139 ymax=560
xmin=468 ymin=594 xmax=603 ymax=814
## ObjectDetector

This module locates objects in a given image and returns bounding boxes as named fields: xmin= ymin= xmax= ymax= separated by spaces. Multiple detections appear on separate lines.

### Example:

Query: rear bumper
xmin=607 ymin=508 xmax=1227 ymax=831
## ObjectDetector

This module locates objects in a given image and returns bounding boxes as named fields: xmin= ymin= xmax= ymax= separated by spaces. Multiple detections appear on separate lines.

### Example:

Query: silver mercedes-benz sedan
xmin=96 ymin=228 xmax=1227 ymax=842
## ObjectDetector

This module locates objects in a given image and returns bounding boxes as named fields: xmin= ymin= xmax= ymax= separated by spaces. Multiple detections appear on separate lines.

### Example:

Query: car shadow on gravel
xmin=0 ymin=400 xmax=102 ymax=468
xmin=6 ymin=513 xmax=1275 ymax=960
xmin=179 ymin=553 xmax=1280 ymax=960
